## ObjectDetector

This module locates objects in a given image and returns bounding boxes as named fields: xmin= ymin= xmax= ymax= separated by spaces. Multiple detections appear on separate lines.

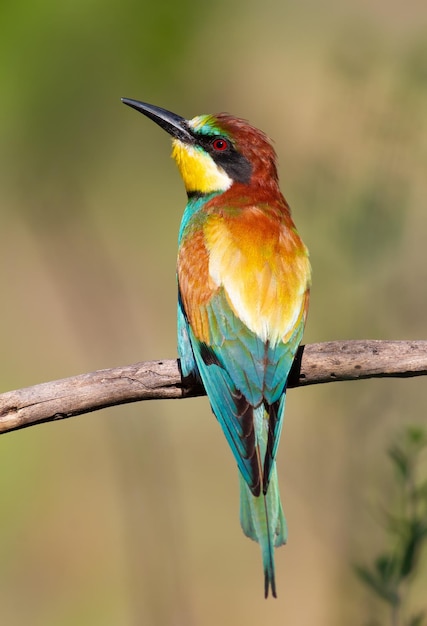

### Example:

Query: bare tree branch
xmin=0 ymin=340 xmax=426 ymax=435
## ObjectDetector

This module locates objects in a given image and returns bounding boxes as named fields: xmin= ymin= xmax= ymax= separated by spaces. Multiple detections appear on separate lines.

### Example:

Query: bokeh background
xmin=1 ymin=1 xmax=426 ymax=624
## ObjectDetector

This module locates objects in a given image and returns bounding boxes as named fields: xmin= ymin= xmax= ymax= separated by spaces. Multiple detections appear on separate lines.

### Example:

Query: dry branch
xmin=0 ymin=340 xmax=426 ymax=436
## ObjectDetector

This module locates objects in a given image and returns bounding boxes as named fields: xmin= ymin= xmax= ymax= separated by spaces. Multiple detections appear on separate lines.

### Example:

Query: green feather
xmin=239 ymin=406 xmax=287 ymax=599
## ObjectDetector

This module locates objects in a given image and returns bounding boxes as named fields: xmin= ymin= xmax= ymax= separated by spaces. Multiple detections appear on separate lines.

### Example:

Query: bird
xmin=122 ymin=98 xmax=311 ymax=598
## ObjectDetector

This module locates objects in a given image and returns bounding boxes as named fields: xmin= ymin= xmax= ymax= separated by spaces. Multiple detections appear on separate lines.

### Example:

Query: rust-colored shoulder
xmin=177 ymin=227 xmax=218 ymax=343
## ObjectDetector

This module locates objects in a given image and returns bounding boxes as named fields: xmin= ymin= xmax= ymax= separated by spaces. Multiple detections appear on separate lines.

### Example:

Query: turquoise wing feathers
xmin=178 ymin=283 xmax=304 ymax=496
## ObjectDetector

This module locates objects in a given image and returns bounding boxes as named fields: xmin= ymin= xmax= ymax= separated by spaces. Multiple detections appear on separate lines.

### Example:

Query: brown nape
xmin=214 ymin=113 xmax=280 ymax=188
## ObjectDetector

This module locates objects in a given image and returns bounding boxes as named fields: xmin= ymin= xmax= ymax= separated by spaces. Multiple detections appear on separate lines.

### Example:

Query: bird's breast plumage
xmin=178 ymin=202 xmax=311 ymax=346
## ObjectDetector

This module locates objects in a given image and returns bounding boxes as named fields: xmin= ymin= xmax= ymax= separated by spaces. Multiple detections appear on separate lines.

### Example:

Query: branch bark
xmin=0 ymin=340 xmax=426 ymax=435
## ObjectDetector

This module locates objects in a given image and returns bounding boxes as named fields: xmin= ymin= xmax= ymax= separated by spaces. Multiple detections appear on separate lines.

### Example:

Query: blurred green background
xmin=0 ymin=0 xmax=426 ymax=624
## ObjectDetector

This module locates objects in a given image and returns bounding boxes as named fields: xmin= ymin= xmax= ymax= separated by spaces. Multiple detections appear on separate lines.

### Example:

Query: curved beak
xmin=121 ymin=98 xmax=193 ymax=144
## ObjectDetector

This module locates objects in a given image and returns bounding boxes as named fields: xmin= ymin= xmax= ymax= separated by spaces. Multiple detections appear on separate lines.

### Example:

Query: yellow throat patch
xmin=171 ymin=140 xmax=232 ymax=194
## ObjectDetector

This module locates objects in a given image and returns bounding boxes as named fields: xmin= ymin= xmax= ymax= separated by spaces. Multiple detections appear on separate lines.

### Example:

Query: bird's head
xmin=122 ymin=98 xmax=279 ymax=197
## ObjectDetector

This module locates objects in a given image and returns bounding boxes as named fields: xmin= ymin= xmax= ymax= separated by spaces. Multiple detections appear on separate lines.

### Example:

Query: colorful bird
xmin=122 ymin=98 xmax=311 ymax=598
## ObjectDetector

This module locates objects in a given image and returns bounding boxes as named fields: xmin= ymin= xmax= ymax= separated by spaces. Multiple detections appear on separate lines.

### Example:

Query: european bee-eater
xmin=122 ymin=98 xmax=311 ymax=598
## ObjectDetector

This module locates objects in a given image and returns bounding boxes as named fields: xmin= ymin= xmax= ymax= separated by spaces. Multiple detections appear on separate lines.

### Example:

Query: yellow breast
xmin=203 ymin=209 xmax=311 ymax=344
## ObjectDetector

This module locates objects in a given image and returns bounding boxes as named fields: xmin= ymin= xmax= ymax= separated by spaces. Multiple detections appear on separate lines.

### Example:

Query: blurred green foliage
xmin=355 ymin=426 xmax=427 ymax=625
xmin=0 ymin=1 xmax=426 ymax=625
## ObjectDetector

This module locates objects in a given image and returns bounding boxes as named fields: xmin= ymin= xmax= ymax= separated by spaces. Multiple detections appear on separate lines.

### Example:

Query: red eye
xmin=212 ymin=138 xmax=228 ymax=151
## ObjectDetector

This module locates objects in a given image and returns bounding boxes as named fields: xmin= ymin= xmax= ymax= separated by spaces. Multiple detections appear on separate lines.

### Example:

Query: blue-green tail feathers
xmin=178 ymin=293 xmax=295 ymax=597
xmin=239 ymin=464 xmax=287 ymax=598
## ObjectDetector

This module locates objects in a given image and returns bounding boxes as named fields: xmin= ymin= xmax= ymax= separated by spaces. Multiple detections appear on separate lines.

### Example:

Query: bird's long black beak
xmin=121 ymin=98 xmax=193 ymax=144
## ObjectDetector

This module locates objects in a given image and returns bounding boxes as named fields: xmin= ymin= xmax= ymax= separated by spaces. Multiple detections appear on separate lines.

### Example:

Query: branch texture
xmin=0 ymin=340 xmax=426 ymax=435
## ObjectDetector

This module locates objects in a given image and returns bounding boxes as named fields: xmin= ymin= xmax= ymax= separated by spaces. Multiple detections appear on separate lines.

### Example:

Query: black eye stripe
xmin=191 ymin=132 xmax=253 ymax=185
xmin=212 ymin=150 xmax=252 ymax=184
xmin=195 ymin=134 xmax=230 ymax=153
